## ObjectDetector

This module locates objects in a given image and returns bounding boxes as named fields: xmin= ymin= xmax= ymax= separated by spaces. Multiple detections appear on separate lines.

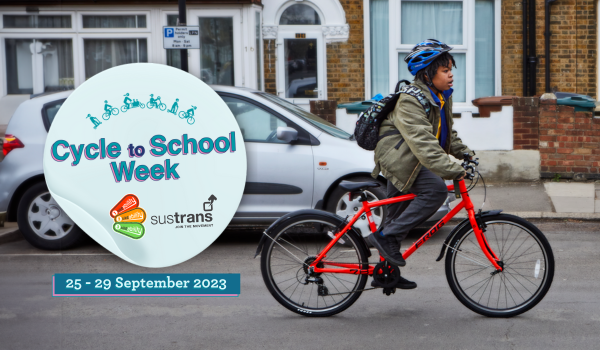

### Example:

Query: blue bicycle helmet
xmin=404 ymin=39 xmax=453 ymax=76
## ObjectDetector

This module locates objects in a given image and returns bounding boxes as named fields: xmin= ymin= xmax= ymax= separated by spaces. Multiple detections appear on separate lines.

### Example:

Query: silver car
xmin=0 ymin=87 xmax=451 ymax=250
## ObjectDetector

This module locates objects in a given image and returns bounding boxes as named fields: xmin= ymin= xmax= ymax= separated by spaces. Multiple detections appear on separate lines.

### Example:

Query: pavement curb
xmin=454 ymin=211 xmax=600 ymax=220
xmin=0 ymin=228 xmax=22 ymax=245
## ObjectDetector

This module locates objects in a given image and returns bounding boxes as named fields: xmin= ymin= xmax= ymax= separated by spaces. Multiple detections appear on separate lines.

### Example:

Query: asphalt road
xmin=0 ymin=220 xmax=599 ymax=350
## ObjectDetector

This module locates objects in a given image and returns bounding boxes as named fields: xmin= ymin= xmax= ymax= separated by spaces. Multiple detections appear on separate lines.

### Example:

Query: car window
xmin=221 ymin=95 xmax=289 ymax=143
xmin=254 ymin=92 xmax=351 ymax=140
xmin=43 ymin=100 xmax=64 ymax=126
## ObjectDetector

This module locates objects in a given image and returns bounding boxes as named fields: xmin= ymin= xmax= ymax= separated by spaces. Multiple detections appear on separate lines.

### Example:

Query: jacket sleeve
xmin=392 ymin=95 xmax=465 ymax=180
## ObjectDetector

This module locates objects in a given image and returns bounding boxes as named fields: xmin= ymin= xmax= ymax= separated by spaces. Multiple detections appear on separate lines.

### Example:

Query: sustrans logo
xmin=150 ymin=194 xmax=216 ymax=229
xmin=151 ymin=212 xmax=213 ymax=226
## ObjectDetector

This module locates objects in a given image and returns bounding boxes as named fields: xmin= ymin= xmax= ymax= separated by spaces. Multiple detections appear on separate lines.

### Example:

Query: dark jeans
xmin=381 ymin=167 xmax=448 ymax=245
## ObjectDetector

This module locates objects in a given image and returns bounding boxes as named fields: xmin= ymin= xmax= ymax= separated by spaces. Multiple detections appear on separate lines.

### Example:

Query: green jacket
xmin=371 ymin=79 xmax=474 ymax=192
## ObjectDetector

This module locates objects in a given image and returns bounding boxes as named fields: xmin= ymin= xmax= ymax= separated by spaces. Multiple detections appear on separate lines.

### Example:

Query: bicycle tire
xmin=159 ymin=103 xmax=167 ymax=111
xmin=102 ymin=112 xmax=110 ymax=121
xmin=260 ymin=214 xmax=369 ymax=317
xmin=147 ymin=102 xmax=154 ymax=109
xmin=178 ymin=111 xmax=187 ymax=119
xmin=445 ymin=214 xmax=554 ymax=317
xmin=111 ymin=108 xmax=119 ymax=116
xmin=121 ymin=105 xmax=128 ymax=113
xmin=187 ymin=117 xmax=195 ymax=125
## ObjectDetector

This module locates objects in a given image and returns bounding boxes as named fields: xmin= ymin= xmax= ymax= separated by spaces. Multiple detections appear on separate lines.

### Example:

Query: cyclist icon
xmin=147 ymin=94 xmax=167 ymax=111
xmin=121 ymin=93 xmax=145 ymax=112
xmin=102 ymin=100 xmax=119 ymax=120
xmin=168 ymin=98 xmax=179 ymax=115
xmin=87 ymin=114 xmax=101 ymax=129
xmin=178 ymin=105 xmax=196 ymax=125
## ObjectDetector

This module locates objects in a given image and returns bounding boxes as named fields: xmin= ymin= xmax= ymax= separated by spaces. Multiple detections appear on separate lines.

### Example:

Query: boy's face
xmin=431 ymin=62 xmax=454 ymax=92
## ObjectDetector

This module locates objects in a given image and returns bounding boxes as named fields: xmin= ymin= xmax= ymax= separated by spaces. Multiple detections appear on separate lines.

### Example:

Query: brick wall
xmin=538 ymin=100 xmax=600 ymax=179
xmin=309 ymin=100 xmax=337 ymax=124
xmin=326 ymin=0 xmax=366 ymax=104
xmin=501 ymin=0 xmax=597 ymax=98
xmin=263 ymin=39 xmax=277 ymax=95
xmin=512 ymin=97 xmax=540 ymax=150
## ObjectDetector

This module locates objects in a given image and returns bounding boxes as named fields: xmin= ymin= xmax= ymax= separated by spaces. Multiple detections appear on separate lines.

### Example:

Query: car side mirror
xmin=276 ymin=126 xmax=298 ymax=143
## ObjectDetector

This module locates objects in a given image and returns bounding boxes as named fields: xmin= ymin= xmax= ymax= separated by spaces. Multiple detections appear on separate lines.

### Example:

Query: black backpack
xmin=353 ymin=80 xmax=431 ymax=151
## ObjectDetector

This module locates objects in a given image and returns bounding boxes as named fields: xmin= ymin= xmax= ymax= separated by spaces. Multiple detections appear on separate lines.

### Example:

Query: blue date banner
xmin=53 ymin=274 xmax=240 ymax=297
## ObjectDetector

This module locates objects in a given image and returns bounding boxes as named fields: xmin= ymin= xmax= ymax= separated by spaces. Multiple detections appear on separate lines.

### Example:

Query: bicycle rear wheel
xmin=445 ymin=214 xmax=554 ymax=317
xmin=260 ymin=214 xmax=369 ymax=317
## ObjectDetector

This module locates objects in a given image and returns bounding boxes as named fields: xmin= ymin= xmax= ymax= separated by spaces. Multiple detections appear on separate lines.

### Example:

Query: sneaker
xmin=371 ymin=276 xmax=417 ymax=290
xmin=367 ymin=231 xmax=406 ymax=267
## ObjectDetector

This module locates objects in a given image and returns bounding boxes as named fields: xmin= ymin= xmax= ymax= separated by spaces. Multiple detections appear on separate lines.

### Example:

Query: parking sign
xmin=163 ymin=26 xmax=199 ymax=49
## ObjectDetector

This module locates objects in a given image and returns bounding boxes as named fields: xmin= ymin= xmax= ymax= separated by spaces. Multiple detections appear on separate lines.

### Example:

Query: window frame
xmin=1 ymin=12 xmax=76 ymax=32
xmin=77 ymin=11 xmax=151 ymax=32
xmin=364 ymin=0 xmax=501 ymax=114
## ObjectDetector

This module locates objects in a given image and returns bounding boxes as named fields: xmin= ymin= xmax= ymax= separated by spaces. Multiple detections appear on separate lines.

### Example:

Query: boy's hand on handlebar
xmin=455 ymin=171 xmax=466 ymax=181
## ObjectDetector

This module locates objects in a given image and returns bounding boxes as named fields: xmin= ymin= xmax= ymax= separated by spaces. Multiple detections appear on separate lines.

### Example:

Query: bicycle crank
xmin=372 ymin=261 xmax=401 ymax=296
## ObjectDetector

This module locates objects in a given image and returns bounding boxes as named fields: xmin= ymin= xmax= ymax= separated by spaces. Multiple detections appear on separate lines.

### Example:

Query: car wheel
xmin=17 ymin=182 xmax=86 ymax=250
xmin=326 ymin=176 xmax=387 ymax=239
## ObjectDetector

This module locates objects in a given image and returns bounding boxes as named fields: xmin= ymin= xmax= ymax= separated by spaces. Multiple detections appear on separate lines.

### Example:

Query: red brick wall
xmin=326 ymin=0 xmax=365 ymax=104
xmin=538 ymin=100 xmax=600 ymax=179
xmin=263 ymin=39 xmax=277 ymax=95
xmin=512 ymin=97 xmax=540 ymax=150
xmin=501 ymin=0 xmax=597 ymax=98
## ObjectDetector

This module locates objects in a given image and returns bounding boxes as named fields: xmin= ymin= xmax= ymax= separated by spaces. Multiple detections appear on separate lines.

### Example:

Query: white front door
xmin=276 ymin=27 xmax=325 ymax=110
xmin=188 ymin=9 xmax=242 ymax=86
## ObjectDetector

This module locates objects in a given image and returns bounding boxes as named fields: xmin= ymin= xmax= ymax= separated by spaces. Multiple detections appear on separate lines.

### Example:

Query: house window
xmin=279 ymin=4 xmax=321 ymax=25
xmin=3 ymin=15 xmax=71 ymax=28
xmin=369 ymin=0 xmax=498 ymax=103
xmin=82 ymin=15 xmax=146 ymax=28
xmin=4 ymin=39 xmax=74 ymax=94
xmin=199 ymin=18 xmax=234 ymax=86
xmin=83 ymin=39 xmax=147 ymax=79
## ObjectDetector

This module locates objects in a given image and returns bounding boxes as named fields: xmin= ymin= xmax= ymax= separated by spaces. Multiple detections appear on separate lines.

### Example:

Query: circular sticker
xmin=43 ymin=63 xmax=247 ymax=268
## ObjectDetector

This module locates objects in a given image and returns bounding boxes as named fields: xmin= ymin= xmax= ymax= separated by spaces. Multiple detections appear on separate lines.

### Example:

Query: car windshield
xmin=255 ymin=92 xmax=352 ymax=140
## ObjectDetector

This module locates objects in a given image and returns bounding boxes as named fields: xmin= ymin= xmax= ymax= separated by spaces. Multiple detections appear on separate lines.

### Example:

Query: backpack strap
xmin=398 ymin=85 xmax=431 ymax=116
xmin=394 ymin=79 xmax=412 ymax=93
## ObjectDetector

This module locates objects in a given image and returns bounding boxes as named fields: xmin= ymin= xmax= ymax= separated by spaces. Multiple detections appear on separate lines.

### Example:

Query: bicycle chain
xmin=321 ymin=287 xmax=379 ymax=296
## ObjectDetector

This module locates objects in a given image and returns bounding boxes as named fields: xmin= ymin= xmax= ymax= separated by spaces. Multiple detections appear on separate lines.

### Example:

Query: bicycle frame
xmin=310 ymin=179 xmax=503 ymax=275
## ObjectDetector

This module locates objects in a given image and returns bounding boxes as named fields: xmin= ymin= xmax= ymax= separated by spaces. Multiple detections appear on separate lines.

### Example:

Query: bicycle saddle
xmin=338 ymin=180 xmax=380 ymax=192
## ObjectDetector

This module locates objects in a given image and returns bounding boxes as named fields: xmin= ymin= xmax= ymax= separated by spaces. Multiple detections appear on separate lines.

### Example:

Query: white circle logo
xmin=43 ymin=63 xmax=247 ymax=267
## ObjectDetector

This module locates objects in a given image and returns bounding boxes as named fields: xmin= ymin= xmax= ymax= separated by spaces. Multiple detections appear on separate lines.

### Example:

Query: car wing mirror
xmin=276 ymin=126 xmax=298 ymax=143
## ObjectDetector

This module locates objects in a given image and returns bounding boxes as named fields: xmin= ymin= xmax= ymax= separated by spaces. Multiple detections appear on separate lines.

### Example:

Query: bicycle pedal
xmin=383 ymin=287 xmax=396 ymax=296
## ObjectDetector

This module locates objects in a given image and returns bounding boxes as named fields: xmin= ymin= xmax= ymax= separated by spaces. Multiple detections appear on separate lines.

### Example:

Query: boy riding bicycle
xmin=368 ymin=39 xmax=474 ymax=290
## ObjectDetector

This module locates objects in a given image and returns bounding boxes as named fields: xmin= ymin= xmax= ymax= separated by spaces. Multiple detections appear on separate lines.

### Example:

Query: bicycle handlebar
xmin=461 ymin=152 xmax=479 ymax=180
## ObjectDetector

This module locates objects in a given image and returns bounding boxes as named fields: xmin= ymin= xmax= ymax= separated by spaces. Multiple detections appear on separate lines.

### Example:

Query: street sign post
xmin=163 ymin=26 xmax=199 ymax=49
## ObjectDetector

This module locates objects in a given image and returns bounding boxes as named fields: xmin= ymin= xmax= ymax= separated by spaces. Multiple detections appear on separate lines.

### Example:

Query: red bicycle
xmin=257 ymin=154 xmax=554 ymax=317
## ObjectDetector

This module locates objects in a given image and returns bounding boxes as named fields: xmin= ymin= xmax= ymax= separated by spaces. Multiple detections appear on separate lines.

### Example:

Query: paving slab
xmin=450 ymin=182 xmax=553 ymax=213
xmin=544 ymin=183 xmax=595 ymax=198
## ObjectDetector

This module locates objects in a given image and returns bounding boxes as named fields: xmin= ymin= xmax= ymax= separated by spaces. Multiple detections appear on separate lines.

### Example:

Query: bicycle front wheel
xmin=445 ymin=214 xmax=554 ymax=317
xmin=111 ymin=108 xmax=119 ymax=116
xmin=260 ymin=214 xmax=369 ymax=317
xmin=158 ymin=103 xmax=167 ymax=111
xmin=187 ymin=117 xmax=195 ymax=125
xmin=102 ymin=112 xmax=110 ymax=120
